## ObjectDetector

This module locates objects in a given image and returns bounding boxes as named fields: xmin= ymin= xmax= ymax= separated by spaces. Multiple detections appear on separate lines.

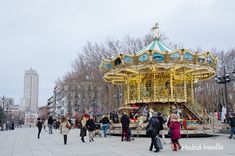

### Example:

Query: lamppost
xmin=215 ymin=66 xmax=235 ymax=122
xmin=92 ymin=97 xmax=97 ymax=116
xmin=114 ymin=85 xmax=122 ymax=107
xmin=1 ymin=96 xmax=5 ymax=131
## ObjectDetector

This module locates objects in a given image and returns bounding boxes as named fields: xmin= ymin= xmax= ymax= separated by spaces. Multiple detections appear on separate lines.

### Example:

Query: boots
xmin=172 ymin=143 xmax=177 ymax=151
xmin=81 ymin=137 xmax=85 ymax=143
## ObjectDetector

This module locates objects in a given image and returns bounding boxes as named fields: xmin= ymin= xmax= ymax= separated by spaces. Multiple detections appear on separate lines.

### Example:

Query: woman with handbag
xmin=59 ymin=116 xmax=71 ymax=145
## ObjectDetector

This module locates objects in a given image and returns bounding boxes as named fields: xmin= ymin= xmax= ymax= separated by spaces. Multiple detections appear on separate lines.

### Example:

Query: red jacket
xmin=169 ymin=121 xmax=181 ymax=139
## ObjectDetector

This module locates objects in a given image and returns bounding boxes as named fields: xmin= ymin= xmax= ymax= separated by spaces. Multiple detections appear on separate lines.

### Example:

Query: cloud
xmin=0 ymin=0 xmax=235 ymax=106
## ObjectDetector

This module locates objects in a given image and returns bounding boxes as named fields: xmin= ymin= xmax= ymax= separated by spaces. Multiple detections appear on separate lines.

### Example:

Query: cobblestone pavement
xmin=0 ymin=128 xmax=234 ymax=156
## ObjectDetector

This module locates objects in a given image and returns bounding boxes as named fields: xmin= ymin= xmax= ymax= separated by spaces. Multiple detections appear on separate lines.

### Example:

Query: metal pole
xmin=212 ymin=111 xmax=215 ymax=139
xmin=223 ymin=66 xmax=229 ymax=121
xmin=211 ymin=98 xmax=215 ymax=139
xmin=116 ymin=85 xmax=120 ymax=107
xmin=1 ymin=97 xmax=4 ymax=131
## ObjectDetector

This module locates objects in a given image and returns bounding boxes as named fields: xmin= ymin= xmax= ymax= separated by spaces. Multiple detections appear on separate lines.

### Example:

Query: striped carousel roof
xmin=136 ymin=38 xmax=174 ymax=53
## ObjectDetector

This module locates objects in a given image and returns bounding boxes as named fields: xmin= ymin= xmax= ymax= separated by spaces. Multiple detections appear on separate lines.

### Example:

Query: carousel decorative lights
xmin=100 ymin=23 xmax=218 ymax=124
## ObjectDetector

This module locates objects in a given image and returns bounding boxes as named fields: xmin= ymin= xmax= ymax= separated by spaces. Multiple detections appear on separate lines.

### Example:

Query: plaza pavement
xmin=0 ymin=127 xmax=234 ymax=156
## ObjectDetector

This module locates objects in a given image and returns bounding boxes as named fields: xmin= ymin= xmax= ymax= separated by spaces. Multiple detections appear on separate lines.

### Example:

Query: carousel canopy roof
xmin=100 ymin=23 xmax=218 ymax=83
xmin=136 ymin=37 xmax=174 ymax=54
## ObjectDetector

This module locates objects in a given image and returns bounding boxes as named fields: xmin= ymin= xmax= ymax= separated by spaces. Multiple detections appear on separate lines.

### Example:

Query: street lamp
xmin=114 ymin=85 xmax=122 ymax=107
xmin=1 ymin=96 xmax=5 ymax=131
xmin=215 ymin=66 xmax=235 ymax=122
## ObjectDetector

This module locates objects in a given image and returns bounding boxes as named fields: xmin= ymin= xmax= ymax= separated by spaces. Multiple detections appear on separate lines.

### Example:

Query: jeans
xmin=63 ymin=135 xmax=67 ymax=144
xmin=121 ymin=127 xmax=129 ymax=141
xmin=88 ymin=131 xmax=95 ymax=141
xmin=229 ymin=127 xmax=235 ymax=138
xmin=150 ymin=135 xmax=159 ymax=151
xmin=38 ymin=127 xmax=42 ymax=139
xmin=102 ymin=124 xmax=108 ymax=137
xmin=48 ymin=124 xmax=53 ymax=134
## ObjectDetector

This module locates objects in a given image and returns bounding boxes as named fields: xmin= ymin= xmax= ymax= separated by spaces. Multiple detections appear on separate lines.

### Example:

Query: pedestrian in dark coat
xmin=157 ymin=112 xmax=166 ymax=144
xmin=11 ymin=122 xmax=15 ymax=130
xmin=169 ymin=114 xmax=181 ymax=151
xmin=86 ymin=116 xmax=96 ymax=142
xmin=36 ymin=118 xmax=43 ymax=139
xmin=120 ymin=112 xmax=130 ymax=141
xmin=146 ymin=112 xmax=160 ymax=152
xmin=228 ymin=113 xmax=235 ymax=139
xmin=48 ymin=116 xmax=54 ymax=134
xmin=100 ymin=115 xmax=111 ymax=137
xmin=80 ymin=116 xmax=87 ymax=143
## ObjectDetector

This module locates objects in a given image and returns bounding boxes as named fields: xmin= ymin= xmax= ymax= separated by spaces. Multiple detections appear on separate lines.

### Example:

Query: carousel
xmin=100 ymin=23 xmax=218 ymax=135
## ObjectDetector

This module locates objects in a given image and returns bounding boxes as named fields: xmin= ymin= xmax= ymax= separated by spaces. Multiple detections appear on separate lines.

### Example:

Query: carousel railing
xmin=185 ymin=96 xmax=208 ymax=124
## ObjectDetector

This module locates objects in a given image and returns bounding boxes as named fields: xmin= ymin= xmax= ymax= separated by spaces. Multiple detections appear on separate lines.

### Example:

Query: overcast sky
xmin=0 ymin=0 xmax=235 ymax=106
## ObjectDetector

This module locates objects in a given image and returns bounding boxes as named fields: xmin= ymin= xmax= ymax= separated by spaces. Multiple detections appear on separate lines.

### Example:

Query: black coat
xmin=80 ymin=127 xmax=87 ymax=137
xmin=48 ymin=116 xmax=53 ymax=124
xmin=100 ymin=117 xmax=111 ymax=125
xmin=37 ymin=121 xmax=43 ymax=128
xmin=86 ymin=119 xmax=96 ymax=131
xmin=230 ymin=117 xmax=235 ymax=127
xmin=121 ymin=114 xmax=130 ymax=128
xmin=157 ymin=115 xmax=164 ymax=130
xmin=146 ymin=116 xmax=160 ymax=136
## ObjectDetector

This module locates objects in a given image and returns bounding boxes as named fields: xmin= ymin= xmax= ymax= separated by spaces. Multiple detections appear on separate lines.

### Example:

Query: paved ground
xmin=0 ymin=128 xmax=234 ymax=156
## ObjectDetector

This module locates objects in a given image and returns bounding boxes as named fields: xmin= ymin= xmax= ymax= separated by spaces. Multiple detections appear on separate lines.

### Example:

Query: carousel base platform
xmin=110 ymin=128 xmax=220 ymax=138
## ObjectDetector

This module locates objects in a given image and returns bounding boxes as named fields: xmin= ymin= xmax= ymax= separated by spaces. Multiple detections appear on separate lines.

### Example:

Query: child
xmin=169 ymin=114 xmax=181 ymax=151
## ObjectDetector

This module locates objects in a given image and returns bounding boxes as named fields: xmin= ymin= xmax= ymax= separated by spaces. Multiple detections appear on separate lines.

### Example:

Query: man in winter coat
xmin=86 ymin=116 xmax=96 ymax=142
xmin=48 ymin=116 xmax=53 ymax=134
xmin=120 ymin=112 xmax=130 ymax=141
xmin=228 ymin=113 xmax=235 ymax=139
xmin=146 ymin=111 xmax=160 ymax=152
xmin=36 ymin=118 xmax=43 ymax=139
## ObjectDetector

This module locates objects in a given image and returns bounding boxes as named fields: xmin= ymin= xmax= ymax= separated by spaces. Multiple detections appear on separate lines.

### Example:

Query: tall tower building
xmin=22 ymin=68 xmax=39 ymax=112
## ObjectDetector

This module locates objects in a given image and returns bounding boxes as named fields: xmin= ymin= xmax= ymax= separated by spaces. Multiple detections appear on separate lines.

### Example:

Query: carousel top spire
xmin=135 ymin=22 xmax=174 ymax=53
xmin=151 ymin=22 xmax=160 ymax=39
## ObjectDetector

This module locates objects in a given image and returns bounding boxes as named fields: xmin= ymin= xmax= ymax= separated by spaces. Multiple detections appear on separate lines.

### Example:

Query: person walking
xmin=36 ymin=117 xmax=43 ymax=139
xmin=11 ymin=122 xmax=15 ymax=130
xmin=157 ymin=112 xmax=166 ymax=144
xmin=146 ymin=111 xmax=160 ymax=152
xmin=120 ymin=112 xmax=130 ymax=141
xmin=59 ymin=116 xmax=71 ymax=145
xmin=100 ymin=115 xmax=111 ymax=137
xmin=43 ymin=119 xmax=47 ymax=133
xmin=228 ymin=113 xmax=235 ymax=139
xmin=169 ymin=114 xmax=181 ymax=151
xmin=80 ymin=116 xmax=87 ymax=143
xmin=48 ymin=116 xmax=54 ymax=134
xmin=86 ymin=116 xmax=96 ymax=142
